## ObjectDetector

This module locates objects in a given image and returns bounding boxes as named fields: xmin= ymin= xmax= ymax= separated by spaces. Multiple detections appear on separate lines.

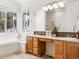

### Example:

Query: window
xmin=7 ymin=12 xmax=13 ymax=30
xmin=0 ymin=11 xmax=5 ymax=32
xmin=7 ymin=12 xmax=17 ymax=32
xmin=0 ymin=10 xmax=17 ymax=32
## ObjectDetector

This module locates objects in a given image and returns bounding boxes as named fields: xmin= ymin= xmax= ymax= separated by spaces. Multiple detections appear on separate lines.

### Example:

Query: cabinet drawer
xmin=33 ymin=38 xmax=38 ymax=42
xmin=33 ymin=48 xmax=38 ymax=55
xmin=66 ymin=42 xmax=79 ymax=46
xmin=39 ymin=38 xmax=47 ymax=42
xmin=27 ymin=37 xmax=32 ymax=40
xmin=33 ymin=42 xmax=38 ymax=48
xmin=55 ymin=55 xmax=64 ymax=59
xmin=46 ymin=39 xmax=52 ymax=42
xmin=54 ymin=40 xmax=64 ymax=46
xmin=55 ymin=46 xmax=64 ymax=55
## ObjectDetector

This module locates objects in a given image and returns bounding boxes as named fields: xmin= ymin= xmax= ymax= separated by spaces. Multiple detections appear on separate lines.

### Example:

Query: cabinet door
xmin=66 ymin=42 xmax=79 ymax=59
xmin=55 ymin=55 xmax=64 ymax=59
xmin=54 ymin=40 xmax=64 ymax=59
xmin=55 ymin=45 xmax=64 ymax=55
xmin=27 ymin=37 xmax=33 ymax=53
xmin=55 ymin=46 xmax=64 ymax=59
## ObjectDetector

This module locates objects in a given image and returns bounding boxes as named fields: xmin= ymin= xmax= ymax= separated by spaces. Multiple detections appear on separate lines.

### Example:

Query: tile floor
xmin=1 ymin=53 xmax=53 ymax=59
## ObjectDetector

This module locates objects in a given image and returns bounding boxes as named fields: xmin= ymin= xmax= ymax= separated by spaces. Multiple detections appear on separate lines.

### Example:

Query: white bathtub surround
xmin=0 ymin=32 xmax=21 ymax=57
xmin=0 ymin=32 xmax=19 ymax=40
xmin=0 ymin=39 xmax=19 ymax=46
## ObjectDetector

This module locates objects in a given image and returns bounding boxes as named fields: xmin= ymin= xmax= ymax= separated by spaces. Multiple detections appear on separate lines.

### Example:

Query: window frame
xmin=0 ymin=10 xmax=17 ymax=32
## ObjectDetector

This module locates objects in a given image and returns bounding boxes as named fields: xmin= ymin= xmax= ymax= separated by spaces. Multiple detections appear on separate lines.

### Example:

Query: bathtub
xmin=0 ymin=33 xmax=21 ymax=57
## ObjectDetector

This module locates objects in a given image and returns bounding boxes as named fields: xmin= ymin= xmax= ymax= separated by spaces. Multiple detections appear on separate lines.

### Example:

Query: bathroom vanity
xmin=26 ymin=35 xmax=79 ymax=59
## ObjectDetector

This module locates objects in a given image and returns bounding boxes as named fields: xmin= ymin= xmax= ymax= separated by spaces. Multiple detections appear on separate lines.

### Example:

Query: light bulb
xmin=43 ymin=6 xmax=48 ymax=11
xmin=47 ymin=5 xmax=53 ymax=10
xmin=53 ymin=3 xmax=58 ymax=9
xmin=58 ymin=1 xmax=64 ymax=8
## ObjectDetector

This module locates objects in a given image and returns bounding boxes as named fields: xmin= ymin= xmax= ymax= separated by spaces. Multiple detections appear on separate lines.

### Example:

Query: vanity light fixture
xmin=43 ymin=1 xmax=64 ymax=11
xmin=53 ymin=3 xmax=58 ymax=9
xmin=43 ymin=6 xmax=48 ymax=11
xmin=47 ymin=5 xmax=53 ymax=10
xmin=58 ymin=1 xmax=64 ymax=8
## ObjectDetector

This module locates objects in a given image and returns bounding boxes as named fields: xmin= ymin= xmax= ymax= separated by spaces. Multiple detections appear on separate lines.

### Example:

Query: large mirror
xmin=34 ymin=1 xmax=79 ymax=33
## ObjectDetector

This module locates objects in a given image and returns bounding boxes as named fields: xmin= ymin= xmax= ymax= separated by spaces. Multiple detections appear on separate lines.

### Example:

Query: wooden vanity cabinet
xmin=54 ymin=40 xmax=64 ymax=59
xmin=65 ymin=42 xmax=79 ymax=59
xmin=26 ymin=36 xmax=33 ymax=53
xmin=26 ymin=36 xmax=79 ymax=59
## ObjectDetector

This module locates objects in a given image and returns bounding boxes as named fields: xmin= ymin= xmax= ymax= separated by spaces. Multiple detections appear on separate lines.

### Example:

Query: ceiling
xmin=13 ymin=0 xmax=56 ymax=11
xmin=13 ymin=0 xmax=79 ymax=6
xmin=13 ymin=0 xmax=31 ymax=5
xmin=12 ymin=0 xmax=79 ymax=14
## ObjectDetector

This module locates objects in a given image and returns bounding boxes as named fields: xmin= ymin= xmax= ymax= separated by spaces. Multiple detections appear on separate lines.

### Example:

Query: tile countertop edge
xmin=27 ymin=35 xmax=79 ymax=43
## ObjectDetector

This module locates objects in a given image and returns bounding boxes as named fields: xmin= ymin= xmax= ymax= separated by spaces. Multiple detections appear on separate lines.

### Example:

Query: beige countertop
xmin=27 ymin=35 xmax=79 ymax=43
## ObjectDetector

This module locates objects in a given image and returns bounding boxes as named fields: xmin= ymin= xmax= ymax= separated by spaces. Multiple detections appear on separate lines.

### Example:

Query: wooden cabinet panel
xmin=33 ymin=37 xmax=38 ymax=42
xmin=54 ymin=40 xmax=64 ymax=59
xmin=66 ymin=42 xmax=79 ymax=59
xmin=66 ymin=46 xmax=79 ymax=56
xmin=55 ymin=55 xmax=64 ymax=59
xmin=33 ymin=42 xmax=38 ymax=48
xmin=66 ymin=56 xmax=79 ymax=59
xmin=55 ymin=46 xmax=64 ymax=55
xmin=27 ymin=37 xmax=33 ymax=53
xmin=33 ymin=48 xmax=38 ymax=55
